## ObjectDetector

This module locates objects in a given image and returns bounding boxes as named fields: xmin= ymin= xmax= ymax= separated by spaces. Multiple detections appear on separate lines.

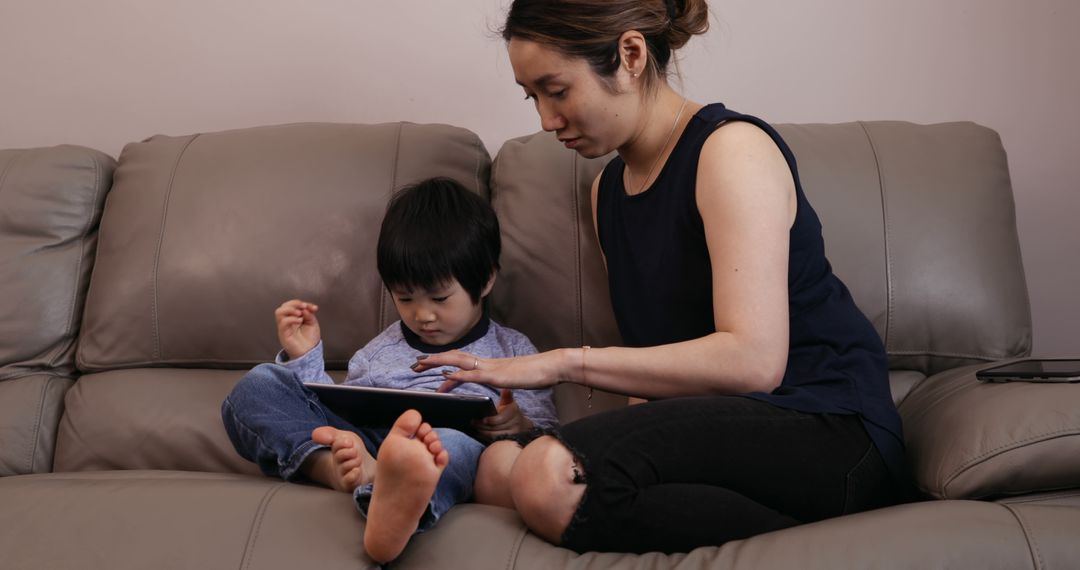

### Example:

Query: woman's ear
xmin=617 ymin=30 xmax=649 ymax=80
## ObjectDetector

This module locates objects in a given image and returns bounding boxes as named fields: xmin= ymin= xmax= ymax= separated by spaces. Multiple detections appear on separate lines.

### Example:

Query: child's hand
xmin=275 ymin=299 xmax=321 ymax=360
xmin=473 ymin=389 xmax=533 ymax=442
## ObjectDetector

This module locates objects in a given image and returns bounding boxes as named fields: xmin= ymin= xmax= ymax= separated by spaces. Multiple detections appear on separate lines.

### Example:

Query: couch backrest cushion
xmin=0 ymin=145 xmax=114 ymax=475
xmin=76 ymin=122 xmax=490 ymax=371
xmin=780 ymin=121 xmax=1030 ymax=375
xmin=488 ymin=133 xmax=626 ymax=423
xmin=0 ymin=145 xmax=115 ymax=377
xmin=489 ymin=121 xmax=1030 ymax=387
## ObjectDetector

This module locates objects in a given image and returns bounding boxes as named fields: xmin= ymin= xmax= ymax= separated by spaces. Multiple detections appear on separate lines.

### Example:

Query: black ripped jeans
xmin=555 ymin=396 xmax=908 ymax=554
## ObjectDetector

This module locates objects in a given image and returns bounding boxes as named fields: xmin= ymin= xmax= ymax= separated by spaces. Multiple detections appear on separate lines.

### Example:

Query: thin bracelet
xmin=581 ymin=345 xmax=592 ymax=408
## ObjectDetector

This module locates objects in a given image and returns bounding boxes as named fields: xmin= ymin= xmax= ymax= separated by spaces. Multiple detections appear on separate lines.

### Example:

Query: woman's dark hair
xmin=377 ymin=177 xmax=500 ymax=304
xmin=501 ymin=0 xmax=709 ymax=92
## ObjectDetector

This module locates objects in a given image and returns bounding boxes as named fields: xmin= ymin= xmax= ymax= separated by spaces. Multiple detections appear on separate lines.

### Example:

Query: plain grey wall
xmin=2 ymin=0 xmax=1076 ymax=355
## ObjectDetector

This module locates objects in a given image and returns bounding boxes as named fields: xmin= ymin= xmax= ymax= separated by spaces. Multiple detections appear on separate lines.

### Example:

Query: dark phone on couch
xmin=975 ymin=359 xmax=1080 ymax=383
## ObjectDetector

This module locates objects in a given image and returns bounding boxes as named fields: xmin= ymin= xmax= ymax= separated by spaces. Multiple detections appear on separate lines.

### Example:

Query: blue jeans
xmin=221 ymin=363 xmax=483 ymax=532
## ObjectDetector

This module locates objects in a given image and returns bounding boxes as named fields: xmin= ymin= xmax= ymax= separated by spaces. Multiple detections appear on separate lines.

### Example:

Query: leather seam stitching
xmin=0 ymin=148 xmax=23 ymax=198
xmin=26 ymin=375 xmax=49 ymax=473
xmin=887 ymin=348 xmax=1018 ymax=360
xmin=945 ymin=429 xmax=1080 ymax=488
xmin=859 ymin=121 xmax=893 ymax=349
xmin=504 ymin=524 xmax=529 ymax=570
xmin=238 ymin=482 xmax=287 ymax=570
xmin=152 ymin=135 xmax=199 ymax=361
xmin=51 ymin=150 xmax=104 ymax=370
xmin=1002 ymin=504 xmax=1044 ymax=570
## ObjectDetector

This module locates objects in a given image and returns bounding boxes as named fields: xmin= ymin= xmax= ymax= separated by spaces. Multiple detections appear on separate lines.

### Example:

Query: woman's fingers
xmin=412 ymin=350 xmax=476 ymax=372
xmin=436 ymin=379 xmax=463 ymax=393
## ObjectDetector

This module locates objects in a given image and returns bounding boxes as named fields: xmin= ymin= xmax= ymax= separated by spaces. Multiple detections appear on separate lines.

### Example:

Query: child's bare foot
xmin=363 ymin=409 xmax=449 ymax=563
xmin=303 ymin=427 xmax=376 ymax=493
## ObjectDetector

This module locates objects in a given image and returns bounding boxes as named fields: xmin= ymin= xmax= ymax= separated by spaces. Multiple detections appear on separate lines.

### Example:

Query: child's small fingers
xmin=499 ymin=389 xmax=514 ymax=406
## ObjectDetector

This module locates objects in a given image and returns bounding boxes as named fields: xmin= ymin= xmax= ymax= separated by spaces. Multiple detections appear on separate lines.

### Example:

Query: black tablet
xmin=975 ymin=359 xmax=1080 ymax=383
xmin=305 ymin=383 xmax=497 ymax=434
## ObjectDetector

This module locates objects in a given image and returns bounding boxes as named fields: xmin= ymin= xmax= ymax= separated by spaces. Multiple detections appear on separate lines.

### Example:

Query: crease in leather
xmin=888 ymin=348 xmax=1020 ymax=360
xmin=1002 ymin=504 xmax=1044 ymax=570
xmin=238 ymin=481 xmax=287 ymax=570
xmin=504 ymin=522 xmax=529 ymax=570
xmin=151 ymin=134 xmax=200 ymax=361
xmin=858 ymin=121 xmax=894 ymax=352
xmin=944 ymin=430 xmax=1080 ymax=497
xmin=26 ymin=374 xmax=51 ymax=473
xmin=998 ymin=489 xmax=1080 ymax=505
xmin=49 ymin=150 xmax=104 ymax=370
xmin=0 ymin=148 xmax=25 ymax=200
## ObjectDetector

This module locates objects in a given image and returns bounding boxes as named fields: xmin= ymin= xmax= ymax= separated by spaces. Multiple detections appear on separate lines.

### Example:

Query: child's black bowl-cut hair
xmin=377 ymin=177 xmax=500 ymax=304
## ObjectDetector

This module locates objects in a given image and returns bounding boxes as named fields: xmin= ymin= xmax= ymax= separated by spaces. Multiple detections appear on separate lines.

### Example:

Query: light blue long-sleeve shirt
xmin=278 ymin=317 xmax=558 ymax=429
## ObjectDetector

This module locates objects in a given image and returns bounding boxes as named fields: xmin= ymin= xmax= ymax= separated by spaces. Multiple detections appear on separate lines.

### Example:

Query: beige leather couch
xmin=2 ymin=120 xmax=1078 ymax=569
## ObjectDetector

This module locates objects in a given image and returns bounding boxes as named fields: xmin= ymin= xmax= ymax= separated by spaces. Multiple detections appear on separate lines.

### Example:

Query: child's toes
xmin=434 ymin=449 xmax=450 ymax=468
xmin=334 ymin=446 xmax=358 ymax=462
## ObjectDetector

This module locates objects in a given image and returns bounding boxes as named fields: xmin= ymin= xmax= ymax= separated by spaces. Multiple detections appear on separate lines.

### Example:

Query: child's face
xmin=390 ymin=278 xmax=490 ymax=347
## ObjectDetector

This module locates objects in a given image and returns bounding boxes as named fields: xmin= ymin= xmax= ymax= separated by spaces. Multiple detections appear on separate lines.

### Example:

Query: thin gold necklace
xmin=627 ymin=96 xmax=688 ymax=195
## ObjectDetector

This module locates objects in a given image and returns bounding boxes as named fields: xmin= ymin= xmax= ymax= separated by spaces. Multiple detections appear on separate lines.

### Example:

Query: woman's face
xmin=508 ymin=38 xmax=639 ymax=158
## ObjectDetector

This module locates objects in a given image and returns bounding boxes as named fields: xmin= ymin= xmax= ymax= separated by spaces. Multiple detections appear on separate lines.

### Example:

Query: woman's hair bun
xmin=666 ymin=0 xmax=710 ymax=51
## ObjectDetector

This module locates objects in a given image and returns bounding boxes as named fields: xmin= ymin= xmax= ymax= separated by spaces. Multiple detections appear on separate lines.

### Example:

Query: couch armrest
xmin=900 ymin=362 xmax=1080 ymax=499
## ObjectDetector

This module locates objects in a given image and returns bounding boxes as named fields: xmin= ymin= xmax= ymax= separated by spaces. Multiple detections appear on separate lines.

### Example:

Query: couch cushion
xmin=900 ymin=362 xmax=1080 ymax=499
xmin=0 ymin=471 xmax=377 ymax=570
xmin=54 ymin=369 xmax=268 ymax=474
xmin=781 ymin=121 xmax=1030 ymax=376
xmin=0 ymin=144 xmax=114 ymax=475
xmin=0 ymin=374 xmax=73 ymax=475
xmin=0 ymin=145 xmax=114 ymax=377
xmin=76 ymin=122 xmax=490 ymax=371
xmin=394 ymin=500 xmax=1076 ymax=569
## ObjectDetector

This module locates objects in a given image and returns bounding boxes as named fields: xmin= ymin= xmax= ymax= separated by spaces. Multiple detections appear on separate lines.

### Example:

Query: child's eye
xmin=397 ymin=297 xmax=412 ymax=303
xmin=432 ymin=296 xmax=449 ymax=303
xmin=550 ymin=89 xmax=567 ymax=99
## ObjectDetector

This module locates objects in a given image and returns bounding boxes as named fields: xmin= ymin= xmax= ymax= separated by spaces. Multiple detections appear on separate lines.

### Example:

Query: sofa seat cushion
xmin=901 ymin=362 xmax=1080 ymax=499
xmin=0 ymin=374 xmax=72 ymax=475
xmin=394 ymin=500 xmax=1076 ymax=569
xmin=0 ymin=470 xmax=375 ymax=570
xmin=54 ymin=369 xmax=265 ymax=474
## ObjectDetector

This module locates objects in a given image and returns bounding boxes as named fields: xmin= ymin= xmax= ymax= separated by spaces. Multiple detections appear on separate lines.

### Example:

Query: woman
xmin=419 ymin=0 xmax=911 ymax=554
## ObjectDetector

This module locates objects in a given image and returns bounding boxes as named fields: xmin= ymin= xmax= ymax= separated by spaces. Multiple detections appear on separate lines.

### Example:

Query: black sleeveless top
xmin=596 ymin=103 xmax=905 ymax=478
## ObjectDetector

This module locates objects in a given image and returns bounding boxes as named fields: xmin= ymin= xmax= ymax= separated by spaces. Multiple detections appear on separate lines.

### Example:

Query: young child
xmin=221 ymin=177 xmax=558 ymax=563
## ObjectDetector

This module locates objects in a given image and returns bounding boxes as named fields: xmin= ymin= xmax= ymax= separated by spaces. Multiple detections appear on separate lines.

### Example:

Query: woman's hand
xmin=472 ymin=390 xmax=533 ymax=442
xmin=414 ymin=349 xmax=566 ymax=392
xmin=275 ymin=299 xmax=321 ymax=360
